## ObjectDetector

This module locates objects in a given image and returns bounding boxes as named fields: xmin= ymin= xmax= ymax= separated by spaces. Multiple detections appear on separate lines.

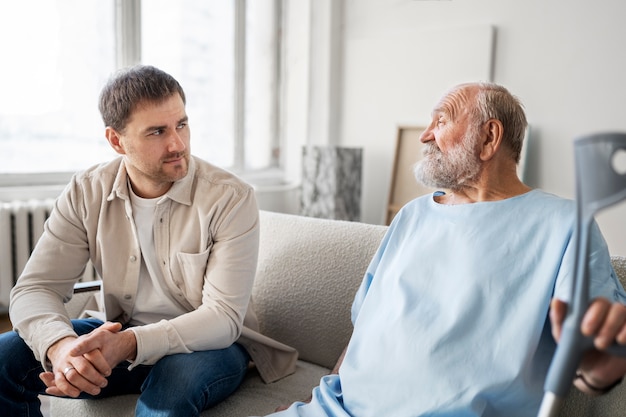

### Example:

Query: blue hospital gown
xmin=265 ymin=190 xmax=625 ymax=417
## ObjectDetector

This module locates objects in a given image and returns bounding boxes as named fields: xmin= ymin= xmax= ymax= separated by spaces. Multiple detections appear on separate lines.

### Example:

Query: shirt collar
xmin=107 ymin=156 xmax=195 ymax=206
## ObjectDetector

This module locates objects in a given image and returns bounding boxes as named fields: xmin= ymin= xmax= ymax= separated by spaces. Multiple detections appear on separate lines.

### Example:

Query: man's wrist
xmin=574 ymin=371 xmax=623 ymax=396
xmin=121 ymin=329 xmax=138 ymax=361
xmin=46 ymin=336 xmax=76 ymax=364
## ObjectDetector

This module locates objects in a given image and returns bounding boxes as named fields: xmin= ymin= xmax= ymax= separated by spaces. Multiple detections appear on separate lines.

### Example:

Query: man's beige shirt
xmin=10 ymin=156 xmax=297 ymax=383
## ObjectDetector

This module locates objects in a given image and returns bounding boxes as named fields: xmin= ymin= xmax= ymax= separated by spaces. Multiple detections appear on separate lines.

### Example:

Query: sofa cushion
xmin=49 ymin=360 xmax=329 ymax=417
xmin=251 ymin=211 xmax=387 ymax=369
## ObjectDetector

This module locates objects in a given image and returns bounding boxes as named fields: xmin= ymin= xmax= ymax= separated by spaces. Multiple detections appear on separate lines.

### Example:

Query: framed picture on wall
xmin=386 ymin=126 xmax=437 ymax=225
xmin=517 ymin=125 xmax=531 ymax=183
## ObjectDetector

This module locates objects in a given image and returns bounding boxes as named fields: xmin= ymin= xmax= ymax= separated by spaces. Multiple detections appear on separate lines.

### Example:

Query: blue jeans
xmin=0 ymin=318 xmax=250 ymax=417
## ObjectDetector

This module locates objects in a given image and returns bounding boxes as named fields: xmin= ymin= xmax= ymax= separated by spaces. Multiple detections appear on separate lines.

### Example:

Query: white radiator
xmin=0 ymin=199 xmax=97 ymax=310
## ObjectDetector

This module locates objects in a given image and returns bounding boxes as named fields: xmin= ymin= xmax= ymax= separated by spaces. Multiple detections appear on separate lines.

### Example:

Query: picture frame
xmin=517 ymin=125 xmax=531 ymax=183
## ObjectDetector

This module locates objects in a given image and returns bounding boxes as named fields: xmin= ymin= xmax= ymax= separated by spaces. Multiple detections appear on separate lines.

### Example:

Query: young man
xmin=265 ymin=82 xmax=626 ymax=416
xmin=0 ymin=65 xmax=296 ymax=417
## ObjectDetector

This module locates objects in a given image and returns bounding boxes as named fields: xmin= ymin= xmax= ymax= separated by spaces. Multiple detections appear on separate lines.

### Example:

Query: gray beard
xmin=413 ymin=136 xmax=482 ymax=190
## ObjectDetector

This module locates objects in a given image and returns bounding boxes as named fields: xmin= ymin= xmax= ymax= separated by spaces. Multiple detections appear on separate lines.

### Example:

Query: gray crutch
xmin=538 ymin=132 xmax=626 ymax=417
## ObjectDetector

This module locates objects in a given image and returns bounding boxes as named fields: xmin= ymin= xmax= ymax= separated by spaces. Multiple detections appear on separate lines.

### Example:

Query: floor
xmin=1 ymin=313 xmax=51 ymax=416
xmin=0 ymin=312 xmax=11 ymax=333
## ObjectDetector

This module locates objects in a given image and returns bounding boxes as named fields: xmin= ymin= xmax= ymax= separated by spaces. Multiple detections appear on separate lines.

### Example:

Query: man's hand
xmin=42 ymin=321 xmax=120 ymax=397
xmin=550 ymin=298 xmax=626 ymax=394
xmin=69 ymin=321 xmax=137 ymax=367
xmin=41 ymin=321 xmax=136 ymax=397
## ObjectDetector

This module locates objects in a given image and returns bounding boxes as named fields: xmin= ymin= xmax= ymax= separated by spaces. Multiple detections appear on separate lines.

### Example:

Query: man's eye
xmin=151 ymin=129 xmax=164 ymax=136
xmin=177 ymin=122 xmax=187 ymax=129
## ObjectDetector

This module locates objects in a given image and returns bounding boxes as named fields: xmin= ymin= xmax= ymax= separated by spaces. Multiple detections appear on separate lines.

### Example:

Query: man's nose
xmin=419 ymin=127 xmax=434 ymax=143
xmin=169 ymin=131 xmax=186 ymax=152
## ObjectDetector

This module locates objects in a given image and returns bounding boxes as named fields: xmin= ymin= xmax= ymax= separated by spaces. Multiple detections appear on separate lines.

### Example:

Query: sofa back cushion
xmin=252 ymin=211 xmax=387 ymax=369
xmin=613 ymin=256 xmax=626 ymax=288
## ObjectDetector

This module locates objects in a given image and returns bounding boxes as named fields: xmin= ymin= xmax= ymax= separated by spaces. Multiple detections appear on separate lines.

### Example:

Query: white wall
xmin=336 ymin=0 xmax=626 ymax=255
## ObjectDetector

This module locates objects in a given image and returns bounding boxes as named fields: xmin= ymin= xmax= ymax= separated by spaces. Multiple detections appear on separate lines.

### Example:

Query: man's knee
xmin=71 ymin=318 xmax=105 ymax=335
xmin=0 ymin=330 xmax=35 ymax=363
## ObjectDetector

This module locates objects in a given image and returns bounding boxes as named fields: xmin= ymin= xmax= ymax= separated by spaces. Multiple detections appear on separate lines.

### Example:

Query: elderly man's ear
xmin=479 ymin=119 xmax=504 ymax=161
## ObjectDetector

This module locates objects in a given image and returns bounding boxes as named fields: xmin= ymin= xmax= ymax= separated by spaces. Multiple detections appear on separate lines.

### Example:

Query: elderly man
xmin=265 ymin=82 xmax=626 ymax=416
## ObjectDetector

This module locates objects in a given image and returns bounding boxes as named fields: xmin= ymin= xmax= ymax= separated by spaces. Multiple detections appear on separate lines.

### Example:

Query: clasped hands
xmin=41 ymin=321 xmax=137 ymax=398
xmin=551 ymin=297 xmax=626 ymax=395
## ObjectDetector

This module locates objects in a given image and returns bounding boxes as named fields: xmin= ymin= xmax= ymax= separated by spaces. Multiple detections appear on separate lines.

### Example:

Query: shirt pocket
xmin=176 ymin=248 xmax=210 ymax=306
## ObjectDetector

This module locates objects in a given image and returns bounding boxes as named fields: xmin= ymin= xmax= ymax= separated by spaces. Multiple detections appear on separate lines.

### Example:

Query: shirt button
xmin=130 ymin=255 xmax=137 ymax=262
xmin=124 ymin=294 xmax=132 ymax=300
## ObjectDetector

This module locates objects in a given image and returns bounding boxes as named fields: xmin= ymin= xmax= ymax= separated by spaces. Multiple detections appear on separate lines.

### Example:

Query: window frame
xmin=0 ymin=0 xmax=284 ymax=191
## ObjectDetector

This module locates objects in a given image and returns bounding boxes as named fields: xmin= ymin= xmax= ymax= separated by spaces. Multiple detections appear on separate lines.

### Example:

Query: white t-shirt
xmin=129 ymin=187 xmax=186 ymax=326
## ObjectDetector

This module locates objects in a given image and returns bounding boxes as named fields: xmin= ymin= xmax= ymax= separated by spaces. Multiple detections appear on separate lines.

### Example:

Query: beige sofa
xmin=50 ymin=210 xmax=626 ymax=416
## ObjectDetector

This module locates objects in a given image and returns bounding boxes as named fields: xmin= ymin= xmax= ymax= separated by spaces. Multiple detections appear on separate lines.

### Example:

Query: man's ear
xmin=479 ymin=119 xmax=504 ymax=161
xmin=105 ymin=127 xmax=126 ymax=155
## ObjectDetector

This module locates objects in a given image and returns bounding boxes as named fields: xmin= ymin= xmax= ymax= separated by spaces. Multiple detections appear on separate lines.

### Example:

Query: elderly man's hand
xmin=550 ymin=298 xmax=626 ymax=395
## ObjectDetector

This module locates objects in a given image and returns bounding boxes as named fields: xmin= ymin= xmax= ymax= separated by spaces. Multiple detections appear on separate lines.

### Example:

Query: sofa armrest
xmin=65 ymin=280 xmax=102 ymax=319
xmin=73 ymin=280 xmax=102 ymax=293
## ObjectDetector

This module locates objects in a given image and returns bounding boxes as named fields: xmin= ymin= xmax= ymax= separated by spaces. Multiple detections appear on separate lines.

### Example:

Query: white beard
xmin=413 ymin=130 xmax=482 ymax=190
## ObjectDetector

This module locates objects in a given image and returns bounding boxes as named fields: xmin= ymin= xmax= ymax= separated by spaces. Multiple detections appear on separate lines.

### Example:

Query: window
xmin=0 ymin=0 xmax=116 ymax=175
xmin=0 ymin=0 xmax=280 ymax=181
xmin=141 ymin=0 xmax=280 ymax=172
